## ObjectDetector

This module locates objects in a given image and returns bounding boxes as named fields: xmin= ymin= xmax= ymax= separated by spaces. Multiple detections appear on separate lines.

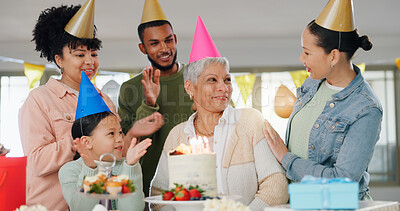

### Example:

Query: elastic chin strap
xmin=338 ymin=31 xmax=342 ymax=51
xmin=80 ymin=118 xmax=84 ymax=137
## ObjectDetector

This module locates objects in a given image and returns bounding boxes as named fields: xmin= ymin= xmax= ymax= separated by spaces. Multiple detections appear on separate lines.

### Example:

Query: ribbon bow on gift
xmin=300 ymin=175 xmax=355 ymax=209
xmin=300 ymin=175 xmax=353 ymax=184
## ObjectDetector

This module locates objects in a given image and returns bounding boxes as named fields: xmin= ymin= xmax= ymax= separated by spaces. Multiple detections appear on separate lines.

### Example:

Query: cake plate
xmin=77 ymin=191 xmax=137 ymax=211
xmin=78 ymin=191 xmax=136 ymax=200
xmin=79 ymin=153 xmax=136 ymax=210
xmin=144 ymin=194 xmax=241 ymax=211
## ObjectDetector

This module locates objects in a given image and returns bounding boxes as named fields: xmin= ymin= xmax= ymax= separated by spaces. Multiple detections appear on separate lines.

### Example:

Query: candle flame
xmin=170 ymin=136 xmax=212 ymax=155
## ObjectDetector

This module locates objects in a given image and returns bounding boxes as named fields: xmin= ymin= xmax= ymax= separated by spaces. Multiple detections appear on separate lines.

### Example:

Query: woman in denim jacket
xmin=263 ymin=6 xmax=383 ymax=200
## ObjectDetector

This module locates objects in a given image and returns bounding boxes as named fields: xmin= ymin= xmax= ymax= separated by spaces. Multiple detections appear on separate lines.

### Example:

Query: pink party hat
xmin=189 ymin=16 xmax=221 ymax=63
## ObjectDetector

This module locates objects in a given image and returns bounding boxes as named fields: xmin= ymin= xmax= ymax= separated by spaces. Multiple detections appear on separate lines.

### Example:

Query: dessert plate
xmin=78 ymin=191 xmax=136 ymax=200
xmin=144 ymin=194 xmax=241 ymax=211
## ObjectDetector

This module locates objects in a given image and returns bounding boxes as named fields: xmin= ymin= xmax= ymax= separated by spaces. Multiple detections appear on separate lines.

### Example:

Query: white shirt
xmin=183 ymin=106 xmax=240 ymax=194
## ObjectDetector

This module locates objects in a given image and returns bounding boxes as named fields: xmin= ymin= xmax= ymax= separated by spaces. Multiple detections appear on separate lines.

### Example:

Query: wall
xmin=370 ymin=187 xmax=400 ymax=201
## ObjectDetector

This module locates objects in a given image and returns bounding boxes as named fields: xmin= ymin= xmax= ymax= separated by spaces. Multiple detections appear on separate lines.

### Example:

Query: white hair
xmin=184 ymin=57 xmax=230 ymax=83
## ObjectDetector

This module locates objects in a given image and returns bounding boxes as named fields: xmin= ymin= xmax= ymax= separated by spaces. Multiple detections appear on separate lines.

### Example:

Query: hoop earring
xmin=189 ymin=94 xmax=193 ymax=100
xmin=330 ymin=64 xmax=334 ymax=69
xmin=60 ymin=67 xmax=64 ymax=74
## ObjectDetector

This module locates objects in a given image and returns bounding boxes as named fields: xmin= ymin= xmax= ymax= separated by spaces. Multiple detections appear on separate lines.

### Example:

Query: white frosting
xmin=109 ymin=174 xmax=129 ymax=183
xmin=83 ymin=184 xmax=90 ymax=193
xmin=85 ymin=175 xmax=99 ymax=183
xmin=115 ymin=174 xmax=129 ymax=181
xmin=204 ymin=197 xmax=250 ymax=211
xmin=168 ymin=153 xmax=217 ymax=197
xmin=96 ymin=173 xmax=106 ymax=177
xmin=15 ymin=205 xmax=48 ymax=211
xmin=106 ymin=186 xmax=122 ymax=195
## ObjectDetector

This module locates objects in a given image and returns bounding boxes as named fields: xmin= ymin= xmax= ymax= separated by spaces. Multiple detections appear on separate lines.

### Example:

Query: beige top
xmin=151 ymin=107 xmax=289 ymax=211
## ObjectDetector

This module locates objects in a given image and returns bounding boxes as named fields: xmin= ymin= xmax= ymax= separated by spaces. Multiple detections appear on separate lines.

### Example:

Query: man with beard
xmin=118 ymin=0 xmax=193 ymax=197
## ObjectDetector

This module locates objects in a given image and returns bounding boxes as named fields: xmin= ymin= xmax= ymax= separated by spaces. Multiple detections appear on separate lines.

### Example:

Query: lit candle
xmin=186 ymin=136 xmax=212 ymax=154
xmin=203 ymin=136 xmax=211 ymax=153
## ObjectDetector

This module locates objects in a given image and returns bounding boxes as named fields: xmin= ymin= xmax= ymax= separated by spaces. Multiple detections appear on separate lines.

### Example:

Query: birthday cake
xmin=167 ymin=137 xmax=217 ymax=197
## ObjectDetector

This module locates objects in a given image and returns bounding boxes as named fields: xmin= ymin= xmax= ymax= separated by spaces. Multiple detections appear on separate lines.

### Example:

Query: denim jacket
xmin=281 ymin=65 xmax=383 ymax=200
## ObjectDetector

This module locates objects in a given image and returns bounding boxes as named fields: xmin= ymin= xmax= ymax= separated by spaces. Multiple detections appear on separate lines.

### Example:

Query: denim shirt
xmin=281 ymin=65 xmax=383 ymax=200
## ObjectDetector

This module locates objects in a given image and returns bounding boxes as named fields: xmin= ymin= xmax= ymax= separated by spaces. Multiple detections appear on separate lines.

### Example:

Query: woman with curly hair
xmin=18 ymin=2 xmax=163 ymax=210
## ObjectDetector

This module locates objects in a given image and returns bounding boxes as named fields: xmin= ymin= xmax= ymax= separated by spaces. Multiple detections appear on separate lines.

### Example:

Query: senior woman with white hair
xmin=150 ymin=57 xmax=289 ymax=211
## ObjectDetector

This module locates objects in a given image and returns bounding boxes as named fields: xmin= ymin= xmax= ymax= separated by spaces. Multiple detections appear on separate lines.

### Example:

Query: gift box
xmin=289 ymin=176 xmax=359 ymax=210
xmin=0 ymin=156 xmax=27 ymax=211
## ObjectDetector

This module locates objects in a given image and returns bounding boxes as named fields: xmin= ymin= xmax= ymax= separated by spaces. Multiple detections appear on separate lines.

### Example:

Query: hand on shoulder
xmin=263 ymin=120 xmax=288 ymax=164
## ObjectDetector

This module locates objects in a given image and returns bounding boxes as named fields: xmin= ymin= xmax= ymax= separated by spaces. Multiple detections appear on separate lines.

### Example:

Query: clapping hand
xmin=263 ymin=120 xmax=288 ymax=164
xmin=73 ymin=138 xmax=97 ymax=168
xmin=129 ymin=112 xmax=164 ymax=137
xmin=141 ymin=66 xmax=160 ymax=107
xmin=125 ymin=138 xmax=152 ymax=165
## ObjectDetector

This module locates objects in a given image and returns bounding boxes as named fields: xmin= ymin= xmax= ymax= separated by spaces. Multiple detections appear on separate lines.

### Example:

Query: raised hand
xmin=126 ymin=138 xmax=152 ymax=165
xmin=73 ymin=138 xmax=97 ymax=168
xmin=141 ymin=66 xmax=161 ymax=107
xmin=263 ymin=120 xmax=288 ymax=164
xmin=129 ymin=112 xmax=164 ymax=137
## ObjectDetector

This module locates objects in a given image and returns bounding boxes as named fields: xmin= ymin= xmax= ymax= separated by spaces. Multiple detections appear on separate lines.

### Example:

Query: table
xmin=265 ymin=201 xmax=399 ymax=211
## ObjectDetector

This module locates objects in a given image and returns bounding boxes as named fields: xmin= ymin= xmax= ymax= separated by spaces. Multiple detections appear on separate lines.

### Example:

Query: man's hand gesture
xmin=141 ymin=66 xmax=160 ymax=107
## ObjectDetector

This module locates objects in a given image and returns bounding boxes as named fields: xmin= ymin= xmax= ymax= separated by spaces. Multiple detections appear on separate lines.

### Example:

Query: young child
xmin=59 ymin=72 xmax=151 ymax=211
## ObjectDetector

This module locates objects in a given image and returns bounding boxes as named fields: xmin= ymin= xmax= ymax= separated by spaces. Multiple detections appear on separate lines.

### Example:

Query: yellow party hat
xmin=315 ymin=0 xmax=355 ymax=32
xmin=64 ymin=0 xmax=95 ymax=38
xmin=140 ymin=0 xmax=168 ymax=24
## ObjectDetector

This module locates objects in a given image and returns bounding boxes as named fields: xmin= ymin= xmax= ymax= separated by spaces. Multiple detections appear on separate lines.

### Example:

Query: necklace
xmin=193 ymin=115 xmax=214 ymax=136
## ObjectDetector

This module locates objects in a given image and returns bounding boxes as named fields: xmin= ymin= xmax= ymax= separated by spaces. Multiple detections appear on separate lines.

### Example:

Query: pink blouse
xmin=18 ymin=78 xmax=117 ymax=211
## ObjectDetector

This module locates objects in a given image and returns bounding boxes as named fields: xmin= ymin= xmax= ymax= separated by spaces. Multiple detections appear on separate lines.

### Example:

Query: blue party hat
xmin=75 ymin=72 xmax=111 ymax=120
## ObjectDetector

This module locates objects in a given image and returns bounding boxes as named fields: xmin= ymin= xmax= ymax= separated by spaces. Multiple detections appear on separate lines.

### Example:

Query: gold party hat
xmin=315 ymin=0 xmax=355 ymax=32
xmin=64 ymin=0 xmax=95 ymax=38
xmin=140 ymin=0 xmax=167 ymax=24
